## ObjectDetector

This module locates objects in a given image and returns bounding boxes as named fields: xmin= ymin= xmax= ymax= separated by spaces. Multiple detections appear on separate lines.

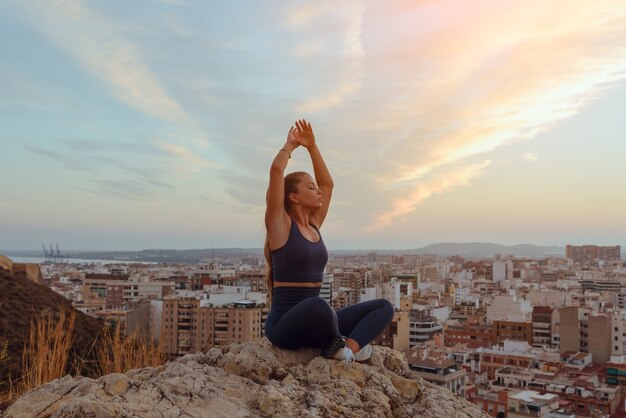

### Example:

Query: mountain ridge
xmin=2 ymin=242 xmax=572 ymax=263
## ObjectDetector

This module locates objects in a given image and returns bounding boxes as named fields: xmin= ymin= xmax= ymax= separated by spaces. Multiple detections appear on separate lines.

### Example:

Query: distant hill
xmin=0 ymin=255 xmax=105 ymax=393
xmin=329 ymin=243 xmax=564 ymax=258
xmin=411 ymin=242 xmax=564 ymax=258
xmin=3 ymin=243 xmax=568 ymax=262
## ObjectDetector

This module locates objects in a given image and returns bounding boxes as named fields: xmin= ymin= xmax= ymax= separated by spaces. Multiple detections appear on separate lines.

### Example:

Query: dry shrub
xmin=0 ymin=336 xmax=13 ymax=408
xmin=97 ymin=323 xmax=167 ymax=375
xmin=19 ymin=308 xmax=76 ymax=393
xmin=0 ymin=310 xmax=167 ymax=408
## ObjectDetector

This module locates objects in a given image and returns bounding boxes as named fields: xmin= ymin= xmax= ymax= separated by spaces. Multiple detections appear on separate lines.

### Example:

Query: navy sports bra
xmin=271 ymin=219 xmax=328 ymax=283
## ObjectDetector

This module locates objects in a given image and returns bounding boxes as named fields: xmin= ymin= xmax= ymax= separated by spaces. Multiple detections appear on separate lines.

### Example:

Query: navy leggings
xmin=265 ymin=297 xmax=394 ymax=350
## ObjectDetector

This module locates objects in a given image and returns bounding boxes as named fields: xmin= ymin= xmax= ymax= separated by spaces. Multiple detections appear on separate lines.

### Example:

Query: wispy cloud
xmin=156 ymin=142 xmax=216 ymax=169
xmin=26 ymin=141 xmax=177 ymax=198
xmin=89 ymin=180 xmax=154 ymax=200
xmin=359 ymin=1 xmax=626 ymax=230
xmin=288 ymin=1 xmax=366 ymax=113
xmin=16 ymin=0 xmax=196 ymax=129
xmin=6 ymin=1 xmax=626 ymax=246
xmin=26 ymin=145 xmax=98 ymax=172
xmin=367 ymin=160 xmax=492 ymax=231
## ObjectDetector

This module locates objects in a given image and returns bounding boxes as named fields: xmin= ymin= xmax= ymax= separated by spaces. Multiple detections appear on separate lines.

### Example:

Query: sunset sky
xmin=2 ymin=1 xmax=626 ymax=251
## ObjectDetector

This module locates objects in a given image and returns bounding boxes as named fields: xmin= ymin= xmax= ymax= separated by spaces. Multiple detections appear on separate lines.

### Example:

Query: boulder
xmin=2 ymin=339 xmax=489 ymax=418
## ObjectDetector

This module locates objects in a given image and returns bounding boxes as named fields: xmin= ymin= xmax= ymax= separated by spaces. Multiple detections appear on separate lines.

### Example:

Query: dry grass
xmin=0 ymin=335 xmax=12 ymax=409
xmin=0 ymin=310 xmax=167 ymax=410
xmin=19 ymin=308 xmax=76 ymax=394
xmin=96 ymin=323 xmax=168 ymax=375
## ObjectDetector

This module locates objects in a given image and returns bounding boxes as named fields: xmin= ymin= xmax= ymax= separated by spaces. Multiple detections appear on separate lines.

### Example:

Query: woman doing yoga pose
xmin=263 ymin=119 xmax=394 ymax=363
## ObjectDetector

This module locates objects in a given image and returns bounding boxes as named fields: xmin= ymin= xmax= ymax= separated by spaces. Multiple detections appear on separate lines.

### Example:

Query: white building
xmin=380 ymin=280 xmax=413 ymax=309
xmin=320 ymin=272 xmax=334 ymax=305
xmin=455 ymin=287 xmax=471 ymax=304
xmin=492 ymin=260 xmax=506 ymax=282
xmin=487 ymin=295 xmax=531 ymax=324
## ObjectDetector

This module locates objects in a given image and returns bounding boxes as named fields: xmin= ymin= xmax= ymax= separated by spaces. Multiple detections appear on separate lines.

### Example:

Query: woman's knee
xmin=306 ymin=297 xmax=336 ymax=320
xmin=379 ymin=299 xmax=395 ymax=322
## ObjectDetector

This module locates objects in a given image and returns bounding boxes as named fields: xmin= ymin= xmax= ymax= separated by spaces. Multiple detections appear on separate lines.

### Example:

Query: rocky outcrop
xmin=0 ymin=256 xmax=13 ymax=276
xmin=0 ymin=255 xmax=43 ymax=284
xmin=3 ymin=339 xmax=488 ymax=418
xmin=12 ymin=263 xmax=43 ymax=284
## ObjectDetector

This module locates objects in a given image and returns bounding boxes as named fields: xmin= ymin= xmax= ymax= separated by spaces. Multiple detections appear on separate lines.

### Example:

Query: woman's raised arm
xmin=294 ymin=119 xmax=334 ymax=228
xmin=265 ymin=127 xmax=299 ymax=244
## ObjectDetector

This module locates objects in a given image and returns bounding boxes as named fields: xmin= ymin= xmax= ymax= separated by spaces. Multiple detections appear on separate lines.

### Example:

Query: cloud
xmin=351 ymin=1 xmax=626 ymax=230
xmin=156 ymin=142 xmax=216 ymax=169
xmin=367 ymin=160 xmax=492 ymax=232
xmin=197 ymin=193 xmax=255 ymax=215
xmin=287 ymin=1 xmax=366 ymax=113
xmin=89 ymin=180 xmax=154 ymax=200
xmin=25 ymin=145 xmax=97 ymax=172
xmin=15 ymin=0 xmax=200 ymax=131
xmin=8 ymin=1 xmax=626 ymax=243
xmin=26 ymin=141 xmax=177 ymax=197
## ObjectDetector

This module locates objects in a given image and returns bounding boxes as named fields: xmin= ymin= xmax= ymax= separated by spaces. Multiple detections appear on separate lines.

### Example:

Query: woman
xmin=264 ymin=119 xmax=394 ymax=363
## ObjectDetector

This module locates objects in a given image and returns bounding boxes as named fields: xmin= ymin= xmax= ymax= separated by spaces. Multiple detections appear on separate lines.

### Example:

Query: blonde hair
xmin=264 ymin=171 xmax=308 ymax=306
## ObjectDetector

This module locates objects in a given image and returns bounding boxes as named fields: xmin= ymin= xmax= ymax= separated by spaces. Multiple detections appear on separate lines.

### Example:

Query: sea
xmin=7 ymin=256 xmax=155 ymax=265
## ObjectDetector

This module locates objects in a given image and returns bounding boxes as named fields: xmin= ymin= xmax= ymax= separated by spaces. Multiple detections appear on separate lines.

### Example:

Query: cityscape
xmin=4 ymin=1 xmax=626 ymax=416
xmin=2 ymin=243 xmax=624 ymax=417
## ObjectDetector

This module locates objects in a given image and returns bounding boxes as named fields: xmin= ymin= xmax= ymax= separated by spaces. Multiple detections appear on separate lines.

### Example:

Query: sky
xmin=2 ymin=0 xmax=626 ymax=251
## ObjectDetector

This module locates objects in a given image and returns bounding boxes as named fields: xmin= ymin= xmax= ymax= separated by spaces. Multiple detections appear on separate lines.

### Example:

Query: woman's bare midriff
xmin=273 ymin=281 xmax=322 ymax=288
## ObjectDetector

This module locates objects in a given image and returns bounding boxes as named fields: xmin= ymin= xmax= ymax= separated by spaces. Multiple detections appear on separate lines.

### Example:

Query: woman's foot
xmin=321 ymin=336 xmax=355 ymax=363
xmin=334 ymin=346 xmax=355 ymax=363
xmin=353 ymin=344 xmax=372 ymax=362
xmin=320 ymin=336 xmax=345 ymax=359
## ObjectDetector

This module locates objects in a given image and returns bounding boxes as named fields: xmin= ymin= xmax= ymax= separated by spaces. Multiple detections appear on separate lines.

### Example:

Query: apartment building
xmin=531 ymin=306 xmax=554 ymax=349
xmin=82 ymin=274 xmax=174 ymax=309
xmin=320 ymin=272 xmax=333 ymax=305
xmin=507 ymin=390 xmax=560 ymax=418
xmin=559 ymin=307 xmax=612 ymax=363
xmin=195 ymin=301 xmax=267 ymax=351
xmin=580 ymin=277 xmax=622 ymax=292
xmin=380 ymin=280 xmax=413 ymax=310
xmin=492 ymin=320 xmax=533 ymax=346
xmin=487 ymin=295 xmax=531 ymax=324
xmin=161 ymin=297 xmax=268 ymax=356
xmin=565 ymin=245 xmax=621 ymax=265
xmin=236 ymin=271 xmax=267 ymax=293
xmin=406 ymin=356 xmax=467 ymax=398
xmin=445 ymin=322 xmax=493 ymax=348
xmin=373 ymin=310 xmax=409 ymax=351
xmin=605 ymin=362 xmax=626 ymax=386
xmin=331 ymin=268 xmax=365 ymax=290
xmin=409 ymin=312 xmax=443 ymax=348
xmin=470 ymin=388 xmax=508 ymax=418
xmin=479 ymin=343 xmax=536 ymax=380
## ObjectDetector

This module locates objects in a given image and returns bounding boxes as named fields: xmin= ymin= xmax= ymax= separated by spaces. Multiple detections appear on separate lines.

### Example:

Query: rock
xmin=102 ymin=373 xmax=130 ymax=396
xmin=11 ymin=263 xmax=43 ymax=284
xmin=2 ymin=340 xmax=489 ymax=418
xmin=0 ymin=256 xmax=13 ymax=274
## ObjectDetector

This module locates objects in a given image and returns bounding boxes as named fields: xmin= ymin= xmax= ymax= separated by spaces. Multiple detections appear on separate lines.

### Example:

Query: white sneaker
xmin=334 ymin=347 xmax=355 ymax=363
xmin=354 ymin=344 xmax=372 ymax=362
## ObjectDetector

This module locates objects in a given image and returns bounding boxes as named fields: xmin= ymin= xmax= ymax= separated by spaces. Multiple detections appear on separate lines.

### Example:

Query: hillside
xmin=0 ymin=255 xmax=105 ymax=393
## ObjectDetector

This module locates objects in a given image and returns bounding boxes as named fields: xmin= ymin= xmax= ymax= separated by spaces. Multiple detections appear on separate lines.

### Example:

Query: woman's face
xmin=293 ymin=174 xmax=322 ymax=209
